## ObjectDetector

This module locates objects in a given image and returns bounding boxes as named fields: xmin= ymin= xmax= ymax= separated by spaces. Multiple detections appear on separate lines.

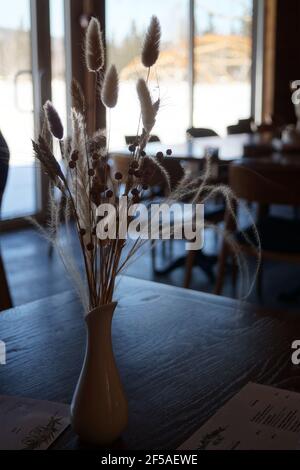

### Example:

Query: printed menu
xmin=0 ymin=395 xmax=69 ymax=450
xmin=178 ymin=382 xmax=300 ymax=450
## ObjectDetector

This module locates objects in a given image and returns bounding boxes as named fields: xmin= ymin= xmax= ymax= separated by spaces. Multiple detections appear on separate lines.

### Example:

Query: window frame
xmin=0 ymin=0 xmax=52 ymax=231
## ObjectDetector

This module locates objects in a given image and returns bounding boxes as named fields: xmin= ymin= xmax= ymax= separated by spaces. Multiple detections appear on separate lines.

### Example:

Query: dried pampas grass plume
xmin=43 ymin=101 xmax=64 ymax=140
xmin=101 ymin=65 xmax=119 ymax=108
xmin=71 ymin=78 xmax=85 ymax=115
xmin=32 ymin=136 xmax=65 ymax=185
xmin=142 ymin=15 xmax=161 ymax=68
xmin=136 ymin=78 xmax=158 ymax=133
xmin=85 ymin=17 xmax=104 ymax=72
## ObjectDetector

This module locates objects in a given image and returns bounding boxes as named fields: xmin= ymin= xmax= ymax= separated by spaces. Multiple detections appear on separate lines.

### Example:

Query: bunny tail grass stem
xmin=85 ymin=17 xmax=104 ymax=73
xmin=57 ymin=138 xmax=93 ymax=304
xmin=135 ymin=68 xmax=151 ymax=150
xmin=141 ymin=15 xmax=161 ymax=68
xmin=71 ymin=78 xmax=85 ymax=115
xmin=101 ymin=65 xmax=119 ymax=109
xmin=64 ymin=183 xmax=94 ymax=305
xmin=44 ymin=101 xmax=64 ymax=140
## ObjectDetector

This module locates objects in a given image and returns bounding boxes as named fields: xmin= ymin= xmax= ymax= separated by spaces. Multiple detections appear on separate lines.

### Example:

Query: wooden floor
xmin=1 ymin=223 xmax=300 ymax=311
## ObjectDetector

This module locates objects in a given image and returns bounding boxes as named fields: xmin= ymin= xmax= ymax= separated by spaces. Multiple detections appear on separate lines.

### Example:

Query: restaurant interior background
xmin=1 ymin=0 xmax=300 ymax=310
xmin=2 ymin=0 xmax=300 ymax=453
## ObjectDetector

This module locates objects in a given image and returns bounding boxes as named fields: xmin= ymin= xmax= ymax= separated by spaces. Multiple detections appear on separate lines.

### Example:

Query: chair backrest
xmin=229 ymin=161 xmax=300 ymax=206
xmin=0 ymin=131 xmax=9 ymax=212
xmin=186 ymin=127 xmax=218 ymax=139
xmin=125 ymin=135 xmax=160 ymax=145
xmin=227 ymin=118 xmax=254 ymax=135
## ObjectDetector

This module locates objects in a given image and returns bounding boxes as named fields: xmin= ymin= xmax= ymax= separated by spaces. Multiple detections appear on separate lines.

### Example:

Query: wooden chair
xmin=0 ymin=131 xmax=13 ymax=311
xmin=214 ymin=160 xmax=300 ymax=297
xmin=186 ymin=127 xmax=219 ymax=139
xmin=227 ymin=118 xmax=254 ymax=135
xmin=151 ymin=154 xmax=225 ymax=285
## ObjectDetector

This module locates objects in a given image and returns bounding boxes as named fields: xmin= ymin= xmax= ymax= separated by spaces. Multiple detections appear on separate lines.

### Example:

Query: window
xmin=0 ymin=0 xmax=68 ymax=224
xmin=106 ymin=0 xmax=254 ymax=145
xmin=106 ymin=0 xmax=189 ymax=146
xmin=0 ymin=0 xmax=35 ymax=219
xmin=194 ymin=0 xmax=253 ymax=135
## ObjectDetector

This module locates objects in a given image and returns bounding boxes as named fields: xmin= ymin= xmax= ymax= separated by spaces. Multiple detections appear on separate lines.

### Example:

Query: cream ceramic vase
xmin=71 ymin=302 xmax=128 ymax=446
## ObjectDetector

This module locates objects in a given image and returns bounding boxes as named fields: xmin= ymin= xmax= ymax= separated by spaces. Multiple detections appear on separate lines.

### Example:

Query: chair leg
xmin=184 ymin=250 xmax=196 ymax=288
xmin=0 ymin=253 xmax=13 ymax=311
xmin=214 ymin=243 xmax=229 ymax=295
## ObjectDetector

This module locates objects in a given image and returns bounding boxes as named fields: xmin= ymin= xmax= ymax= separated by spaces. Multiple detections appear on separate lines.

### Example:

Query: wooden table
xmin=112 ymin=133 xmax=300 ymax=169
xmin=1 ymin=276 xmax=300 ymax=449
xmin=111 ymin=133 xmax=257 ymax=162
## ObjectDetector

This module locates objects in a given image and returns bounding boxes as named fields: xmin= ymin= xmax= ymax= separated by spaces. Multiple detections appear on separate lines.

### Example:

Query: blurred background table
xmin=111 ymin=133 xmax=270 ymax=162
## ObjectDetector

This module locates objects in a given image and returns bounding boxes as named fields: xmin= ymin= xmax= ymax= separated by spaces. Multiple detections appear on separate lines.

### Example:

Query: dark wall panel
xmin=273 ymin=0 xmax=300 ymax=124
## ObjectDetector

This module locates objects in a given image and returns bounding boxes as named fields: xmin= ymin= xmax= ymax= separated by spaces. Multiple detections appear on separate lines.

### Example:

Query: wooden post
xmin=67 ymin=0 xmax=106 ymax=135
xmin=262 ymin=0 xmax=277 ymax=121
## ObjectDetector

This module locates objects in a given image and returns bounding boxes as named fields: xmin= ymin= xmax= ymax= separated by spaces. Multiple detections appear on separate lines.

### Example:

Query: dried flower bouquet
xmin=32 ymin=16 xmax=260 ymax=313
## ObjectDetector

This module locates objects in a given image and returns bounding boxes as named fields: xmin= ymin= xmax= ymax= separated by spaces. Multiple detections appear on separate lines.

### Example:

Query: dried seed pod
xmin=131 ymin=188 xmax=139 ymax=196
xmin=71 ymin=150 xmax=79 ymax=161
xmin=114 ymin=172 xmax=123 ymax=180
xmin=131 ymin=160 xmax=139 ymax=169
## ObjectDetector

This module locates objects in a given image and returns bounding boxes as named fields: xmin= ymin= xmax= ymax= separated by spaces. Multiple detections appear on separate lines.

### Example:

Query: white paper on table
xmin=0 ymin=395 xmax=70 ymax=450
xmin=178 ymin=382 xmax=300 ymax=450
